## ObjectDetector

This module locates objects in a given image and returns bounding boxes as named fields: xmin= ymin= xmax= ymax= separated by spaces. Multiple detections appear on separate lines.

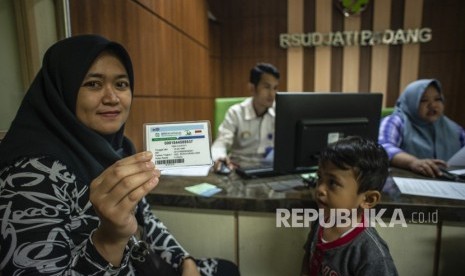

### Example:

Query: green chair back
xmin=214 ymin=97 xmax=247 ymax=138
xmin=381 ymin=107 xmax=395 ymax=118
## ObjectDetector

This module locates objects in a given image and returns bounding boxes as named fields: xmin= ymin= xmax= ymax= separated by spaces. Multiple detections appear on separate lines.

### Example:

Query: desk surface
xmin=147 ymin=167 xmax=465 ymax=221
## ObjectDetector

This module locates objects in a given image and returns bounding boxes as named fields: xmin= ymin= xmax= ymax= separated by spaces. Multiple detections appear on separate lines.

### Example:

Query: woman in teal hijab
xmin=378 ymin=79 xmax=465 ymax=177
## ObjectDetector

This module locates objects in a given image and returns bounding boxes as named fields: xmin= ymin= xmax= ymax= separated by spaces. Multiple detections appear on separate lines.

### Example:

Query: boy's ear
xmin=360 ymin=190 xmax=381 ymax=209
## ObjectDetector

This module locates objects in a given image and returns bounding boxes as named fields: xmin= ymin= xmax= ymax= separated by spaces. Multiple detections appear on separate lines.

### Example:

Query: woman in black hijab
xmin=0 ymin=35 xmax=207 ymax=275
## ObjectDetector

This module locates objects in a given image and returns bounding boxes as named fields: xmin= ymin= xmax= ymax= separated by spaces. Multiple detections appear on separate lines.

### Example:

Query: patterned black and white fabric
xmin=0 ymin=157 xmax=223 ymax=275
xmin=0 ymin=35 xmax=239 ymax=276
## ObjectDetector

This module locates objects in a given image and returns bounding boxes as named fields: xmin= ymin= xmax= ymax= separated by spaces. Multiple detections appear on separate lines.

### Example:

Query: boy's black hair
xmin=318 ymin=136 xmax=389 ymax=193
xmin=249 ymin=63 xmax=280 ymax=87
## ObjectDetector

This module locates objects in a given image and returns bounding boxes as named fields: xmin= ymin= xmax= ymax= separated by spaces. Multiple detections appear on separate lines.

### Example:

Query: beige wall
xmin=0 ymin=0 xmax=24 ymax=130
xmin=0 ymin=0 xmax=62 ymax=131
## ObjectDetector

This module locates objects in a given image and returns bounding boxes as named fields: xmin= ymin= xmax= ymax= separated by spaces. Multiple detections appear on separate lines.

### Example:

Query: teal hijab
xmin=395 ymin=79 xmax=461 ymax=160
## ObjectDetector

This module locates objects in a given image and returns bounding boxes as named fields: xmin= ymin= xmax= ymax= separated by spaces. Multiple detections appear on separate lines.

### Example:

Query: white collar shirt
xmin=212 ymin=97 xmax=275 ymax=163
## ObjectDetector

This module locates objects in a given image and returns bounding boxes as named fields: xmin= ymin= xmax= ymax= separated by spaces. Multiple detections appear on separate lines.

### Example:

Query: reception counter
xmin=146 ymin=168 xmax=465 ymax=276
xmin=147 ymin=167 xmax=465 ymax=222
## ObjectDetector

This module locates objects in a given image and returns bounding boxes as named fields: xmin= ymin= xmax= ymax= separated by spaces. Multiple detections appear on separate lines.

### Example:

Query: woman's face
xmin=417 ymin=85 xmax=444 ymax=123
xmin=76 ymin=51 xmax=132 ymax=135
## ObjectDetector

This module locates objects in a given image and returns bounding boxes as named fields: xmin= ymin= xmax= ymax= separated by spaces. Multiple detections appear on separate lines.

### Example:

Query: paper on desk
xmin=161 ymin=165 xmax=211 ymax=176
xmin=447 ymin=146 xmax=465 ymax=166
xmin=185 ymin=183 xmax=222 ymax=197
xmin=393 ymin=177 xmax=465 ymax=201
xmin=449 ymin=169 xmax=465 ymax=175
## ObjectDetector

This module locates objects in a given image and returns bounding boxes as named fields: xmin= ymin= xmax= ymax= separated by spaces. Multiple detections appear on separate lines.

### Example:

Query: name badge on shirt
xmin=240 ymin=131 xmax=252 ymax=139
xmin=144 ymin=121 xmax=213 ymax=169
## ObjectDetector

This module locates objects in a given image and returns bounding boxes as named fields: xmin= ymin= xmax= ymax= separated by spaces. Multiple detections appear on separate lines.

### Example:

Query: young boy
xmin=301 ymin=136 xmax=398 ymax=276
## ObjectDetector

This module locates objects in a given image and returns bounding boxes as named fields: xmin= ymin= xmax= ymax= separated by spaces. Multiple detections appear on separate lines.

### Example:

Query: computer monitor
xmin=273 ymin=92 xmax=383 ymax=175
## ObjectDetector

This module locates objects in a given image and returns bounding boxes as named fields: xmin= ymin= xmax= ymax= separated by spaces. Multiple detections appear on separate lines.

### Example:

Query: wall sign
xmin=279 ymin=28 xmax=432 ymax=48
xmin=280 ymin=0 xmax=432 ymax=49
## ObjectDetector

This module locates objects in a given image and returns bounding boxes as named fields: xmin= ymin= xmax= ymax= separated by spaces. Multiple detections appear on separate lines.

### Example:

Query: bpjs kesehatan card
xmin=144 ymin=121 xmax=213 ymax=169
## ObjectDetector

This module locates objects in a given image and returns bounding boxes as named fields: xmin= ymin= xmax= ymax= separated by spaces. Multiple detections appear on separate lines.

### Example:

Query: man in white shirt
xmin=212 ymin=63 xmax=280 ymax=173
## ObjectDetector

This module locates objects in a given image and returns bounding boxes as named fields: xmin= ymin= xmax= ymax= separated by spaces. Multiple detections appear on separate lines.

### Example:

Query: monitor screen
xmin=273 ymin=92 xmax=383 ymax=174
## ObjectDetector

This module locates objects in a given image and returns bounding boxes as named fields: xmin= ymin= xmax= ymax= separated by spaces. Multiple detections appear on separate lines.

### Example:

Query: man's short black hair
xmin=318 ymin=136 xmax=389 ymax=193
xmin=249 ymin=63 xmax=280 ymax=87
